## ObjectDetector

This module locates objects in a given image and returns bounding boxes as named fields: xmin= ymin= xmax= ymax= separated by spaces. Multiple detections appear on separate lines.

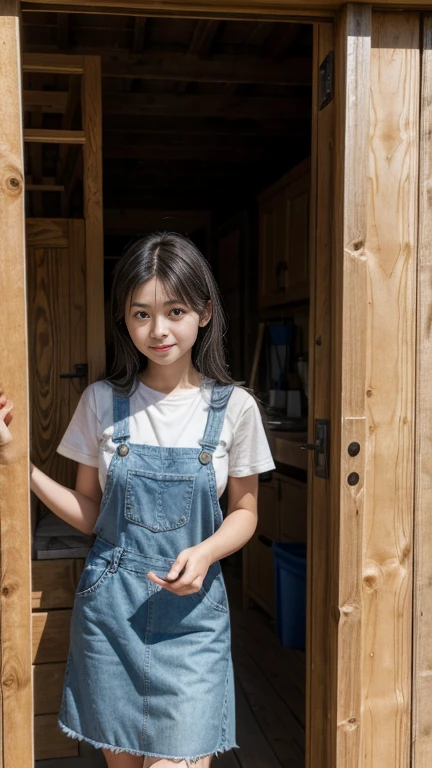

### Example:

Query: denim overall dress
xmin=58 ymin=381 xmax=240 ymax=764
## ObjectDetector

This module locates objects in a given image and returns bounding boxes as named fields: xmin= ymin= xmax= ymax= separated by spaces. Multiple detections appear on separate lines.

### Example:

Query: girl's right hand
xmin=0 ymin=393 xmax=14 ymax=447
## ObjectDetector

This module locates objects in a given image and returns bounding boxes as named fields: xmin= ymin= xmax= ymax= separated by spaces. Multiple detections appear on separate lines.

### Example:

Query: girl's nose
xmin=150 ymin=317 xmax=169 ymax=338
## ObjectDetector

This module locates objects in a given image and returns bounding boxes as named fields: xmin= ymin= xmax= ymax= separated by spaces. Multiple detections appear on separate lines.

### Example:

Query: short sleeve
xmin=228 ymin=395 xmax=276 ymax=477
xmin=56 ymin=384 xmax=100 ymax=467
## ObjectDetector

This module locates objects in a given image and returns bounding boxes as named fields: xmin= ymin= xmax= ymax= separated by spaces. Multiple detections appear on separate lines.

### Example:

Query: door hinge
xmin=300 ymin=419 xmax=330 ymax=479
xmin=318 ymin=51 xmax=334 ymax=111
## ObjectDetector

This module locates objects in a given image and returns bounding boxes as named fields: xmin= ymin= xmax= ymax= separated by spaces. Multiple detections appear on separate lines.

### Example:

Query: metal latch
xmin=318 ymin=51 xmax=334 ymax=111
xmin=301 ymin=419 xmax=330 ymax=479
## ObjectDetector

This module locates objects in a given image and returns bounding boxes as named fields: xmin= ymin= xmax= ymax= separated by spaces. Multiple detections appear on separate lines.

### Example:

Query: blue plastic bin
xmin=272 ymin=542 xmax=307 ymax=649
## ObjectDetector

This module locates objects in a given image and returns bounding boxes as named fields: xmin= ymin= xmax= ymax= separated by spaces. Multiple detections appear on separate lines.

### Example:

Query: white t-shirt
xmin=56 ymin=378 xmax=276 ymax=498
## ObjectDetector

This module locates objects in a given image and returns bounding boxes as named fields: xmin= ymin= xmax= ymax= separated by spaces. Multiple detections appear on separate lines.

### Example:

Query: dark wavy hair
xmin=104 ymin=231 xmax=242 ymax=397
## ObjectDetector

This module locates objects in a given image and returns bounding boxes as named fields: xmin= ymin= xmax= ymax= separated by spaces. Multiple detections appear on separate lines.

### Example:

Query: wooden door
xmin=26 ymin=218 xmax=87 ymax=515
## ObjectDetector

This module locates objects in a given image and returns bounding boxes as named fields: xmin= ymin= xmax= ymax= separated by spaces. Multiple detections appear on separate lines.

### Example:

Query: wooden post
xmin=412 ymin=15 xmax=432 ymax=768
xmin=0 ymin=2 xmax=33 ymax=767
xmin=82 ymin=56 xmax=105 ymax=382
xmin=306 ymin=20 xmax=335 ymax=768
xmin=333 ymin=6 xmax=419 ymax=766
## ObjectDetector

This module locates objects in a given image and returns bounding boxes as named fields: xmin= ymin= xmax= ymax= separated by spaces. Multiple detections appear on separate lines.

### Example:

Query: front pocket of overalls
xmin=75 ymin=551 xmax=111 ymax=597
xmin=124 ymin=469 xmax=196 ymax=532
xmin=192 ymin=571 xmax=229 ymax=614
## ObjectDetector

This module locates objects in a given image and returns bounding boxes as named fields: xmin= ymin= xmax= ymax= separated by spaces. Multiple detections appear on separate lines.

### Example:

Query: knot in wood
xmin=363 ymin=563 xmax=382 ymax=593
xmin=1 ymin=164 xmax=23 ymax=197
xmin=2 ymin=586 xmax=10 ymax=596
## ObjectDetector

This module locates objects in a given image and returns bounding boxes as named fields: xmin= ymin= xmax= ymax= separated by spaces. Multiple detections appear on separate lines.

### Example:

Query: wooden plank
xmin=68 ymin=220 xmax=87 ymax=415
xmin=21 ymin=1 xmax=335 ymax=19
xmin=332 ymin=7 xmax=371 ymax=767
xmin=82 ymin=56 xmax=105 ymax=383
xmin=34 ymin=714 xmax=78 ymax=760
xmin=103 ymin=92 xmax=311 ymax=120
xmin=32 ymin=558 xmax=85 ymax=610
xmin=306 ymin=20 xmax=336 ymax=768
xmin=0 ymin=3 xmax=33 ymax=768
xmin=22 ymin=52 xmax=84 ymax=73
xmin=33 ymin=662 xmax=66 ymax=714
xmin=26 ymin=217 xmax=70 ymax=246
xmin=413 ymin=16 xmax=432 ymax=768
xmin=23 ymin=90 xmax=68 ymax=112
xmin=32 ymin=610 xmax=72 ymax=664
xmin=26 ymin=184 xmax=64 ymax=191
xmin=24 ymin=128 xmax=85 ymax=144
xmin=98 ymin=51 xmax=312 ymax=85
xmin=361 ymin=13 xmax=418 ymax=766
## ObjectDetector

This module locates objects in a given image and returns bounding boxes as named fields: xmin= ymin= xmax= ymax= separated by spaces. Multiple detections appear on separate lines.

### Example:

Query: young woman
xmin=0 ymin=232 xmax=275 ymax=768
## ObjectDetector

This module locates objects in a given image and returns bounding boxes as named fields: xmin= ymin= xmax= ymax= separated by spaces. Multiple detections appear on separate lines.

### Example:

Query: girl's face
xmin=124 ymin=277 xmax=212 ymax=367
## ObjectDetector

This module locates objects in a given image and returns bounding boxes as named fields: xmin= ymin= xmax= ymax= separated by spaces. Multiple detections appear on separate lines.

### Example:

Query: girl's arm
xmin=198 ymin=474 xmax=259 ymax=563
xmin=30 ymin=462 xmax=102 ymax=536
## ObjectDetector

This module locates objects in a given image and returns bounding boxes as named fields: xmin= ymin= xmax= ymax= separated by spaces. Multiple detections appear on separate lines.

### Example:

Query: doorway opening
xmin=23 ymin=11 xmax=315 ymax=768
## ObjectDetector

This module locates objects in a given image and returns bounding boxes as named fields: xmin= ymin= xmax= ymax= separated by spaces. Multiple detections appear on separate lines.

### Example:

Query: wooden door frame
xmin=1 ymin=0 xmax=430 ymax=766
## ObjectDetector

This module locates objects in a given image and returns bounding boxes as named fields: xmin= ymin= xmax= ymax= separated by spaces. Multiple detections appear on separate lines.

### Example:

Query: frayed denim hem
xmin=58 ymin=718 xmax=240 ymax=764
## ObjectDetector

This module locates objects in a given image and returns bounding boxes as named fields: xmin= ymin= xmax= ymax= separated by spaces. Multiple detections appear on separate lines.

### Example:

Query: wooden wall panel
xmin=333 ymin=6 xmax=371 ymax=766
xmin=362 ymin=14 xmax=418 ymax=766
xmin=333 ymin=8 xmax=419 ymax=767
xmin=412 ymin=15 xmax=432 ymax=768
xmin=0 ymin=2 xmax=33 ymax=767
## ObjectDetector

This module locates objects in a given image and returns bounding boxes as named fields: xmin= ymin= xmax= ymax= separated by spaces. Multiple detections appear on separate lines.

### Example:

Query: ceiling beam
xmin=103 ymin=92 xmax=311 ymax=119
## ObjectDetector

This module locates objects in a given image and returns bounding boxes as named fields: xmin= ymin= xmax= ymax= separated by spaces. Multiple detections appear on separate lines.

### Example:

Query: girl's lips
xmin=149 ymin=344 xmax=174 ymax=352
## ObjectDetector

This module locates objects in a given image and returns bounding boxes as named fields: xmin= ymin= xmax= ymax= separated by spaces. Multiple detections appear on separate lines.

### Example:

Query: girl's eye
xmin=169 ymin=308 xmax=185 ymax=317
xmin=135 ymin=311 xmax=149 ymax=319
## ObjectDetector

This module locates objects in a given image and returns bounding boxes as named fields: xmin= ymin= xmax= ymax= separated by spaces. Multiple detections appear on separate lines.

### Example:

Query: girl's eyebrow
xmin=131 ymin=300 xmax=185 ymax=308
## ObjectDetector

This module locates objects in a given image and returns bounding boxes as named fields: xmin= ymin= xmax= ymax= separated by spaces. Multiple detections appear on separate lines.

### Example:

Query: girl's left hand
xmin=146 ymin=544 xmax=212 ymax=595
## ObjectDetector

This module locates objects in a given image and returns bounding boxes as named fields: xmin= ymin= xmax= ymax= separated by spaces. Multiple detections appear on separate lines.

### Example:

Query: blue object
xmin=272 ymin=542 xmax=307 ymax=649
xmin=268 ymin=323 xmax=293 ymax=347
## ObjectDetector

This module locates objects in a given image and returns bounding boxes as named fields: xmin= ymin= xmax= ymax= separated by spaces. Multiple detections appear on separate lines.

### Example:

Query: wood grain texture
xmin=413 ymin=16 xmax=432 ymax=768
xmin=362 ymin=14 xmax=418 ymax=766
xmin=33 ymin=662 xmax=66 ymax=714
xmin=0 ymin=2 xmax=33 ymax=767
xmin=82 ymin=56 xmax=106 ymax=383
xmin=32 ymin=610 xmax=72 ymax=664
xmin=333 ymin=7 xmax=371 ymax=766
xmin=34 ymin=714 xmax=78 ymax=760
xmin=32 ymin=558 xmax=85 ymax=610
xmin=306 ymin=20 xmax=335 ymax=768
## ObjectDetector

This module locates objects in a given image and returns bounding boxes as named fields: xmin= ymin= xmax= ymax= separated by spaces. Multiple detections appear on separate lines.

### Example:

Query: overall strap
xmin=112 ymin=393 xmax=131 ymax=443
xmin=200 ymin=384 xmax=235 ymax=455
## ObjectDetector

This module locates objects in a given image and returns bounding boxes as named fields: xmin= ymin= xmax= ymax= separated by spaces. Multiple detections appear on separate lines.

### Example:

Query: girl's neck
xmin=138 ymin=362 xmax=203 ymax=395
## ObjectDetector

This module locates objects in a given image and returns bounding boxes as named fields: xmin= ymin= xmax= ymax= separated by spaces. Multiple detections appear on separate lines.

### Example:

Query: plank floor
xmin=35 ymin=563 xmax=305 ymax=768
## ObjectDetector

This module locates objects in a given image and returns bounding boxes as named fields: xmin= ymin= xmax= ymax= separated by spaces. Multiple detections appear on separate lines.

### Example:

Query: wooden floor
xmin=35 ymin=563 xmax=305 ymax=768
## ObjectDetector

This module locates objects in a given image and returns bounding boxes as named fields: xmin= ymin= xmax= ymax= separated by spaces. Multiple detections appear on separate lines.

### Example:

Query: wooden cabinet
xmin=243 ymin=473 xmax=307 ymax=617
xmin=32 ymin=557 xmax=85 ymax=760
xmin=258 ymin=157 xmax=310 ymax=307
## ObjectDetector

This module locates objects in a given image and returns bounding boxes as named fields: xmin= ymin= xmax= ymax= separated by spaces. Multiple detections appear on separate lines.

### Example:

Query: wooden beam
xmin=332 ymin=6 xmax=371 ymax=765
xmin=26 ymin=184 xmax=65 ymax=191
xmin=82 ymin=55 xmax=105 ymax=382
xmin=23 ymin=90 xmax=69 ymax=113
xmin=20 ymin=1 xmax=334 ymax=20
xmin=98 ymin=51 xmax=312 ymax=85
xmin=22 ymin=52 xmax=85 ymax=73
xmin=103 ymin=92 xmax=311 ymax=119
xmin=0 ymin=3 xmax=33 ymax=768
xmin=306 ymin=20 xmax=334 ymax=768
xmin=413 ymin=14 xmax=432 ymax=768
xmin=24 ymin=128 xmax=85 ymax=143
